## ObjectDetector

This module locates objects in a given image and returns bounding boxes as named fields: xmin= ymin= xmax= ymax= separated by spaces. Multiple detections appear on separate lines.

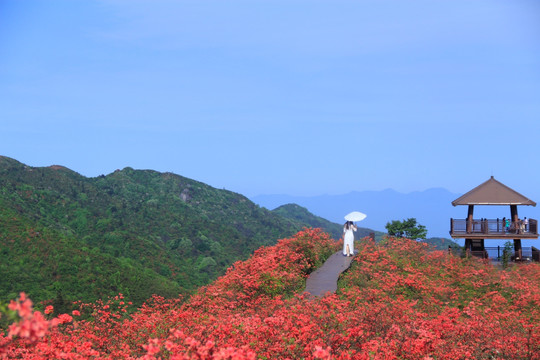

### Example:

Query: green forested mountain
xmin=271 ymin=203 xmax=343 ymax=239
xmin=271 ymin=203 xmax=382 ymax=240
xmin=0 ymin=156 xmax=312 ymax=311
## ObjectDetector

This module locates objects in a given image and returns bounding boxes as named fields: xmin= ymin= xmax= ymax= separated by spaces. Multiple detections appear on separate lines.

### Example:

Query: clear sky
xmin=1 ymin=0 xmax=539 ymax=199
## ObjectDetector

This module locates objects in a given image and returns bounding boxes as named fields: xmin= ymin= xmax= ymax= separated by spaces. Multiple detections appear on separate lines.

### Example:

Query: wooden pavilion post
xmin=510 ymin=204 xmax=522 ymax=259
xmin=465 ymin=239 xmax=472 ymax=256
xmin=467 ymin=205 xmax=474 ymax=234
xmin=463 ymin=205 xmax=475 ymax=257
xmin=511 ymin=205 xmax=518 ymax=226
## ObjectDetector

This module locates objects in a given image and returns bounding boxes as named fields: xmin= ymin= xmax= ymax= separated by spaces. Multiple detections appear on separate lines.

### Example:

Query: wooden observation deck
xmin=450 ymin=218 xmax=538 ymax=239
xmin=449 ymin=176 xmax=538 ymax=260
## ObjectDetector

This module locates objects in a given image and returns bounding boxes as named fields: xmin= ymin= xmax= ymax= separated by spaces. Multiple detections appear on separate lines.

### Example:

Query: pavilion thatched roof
xmin=452 ymin=176 xmax=536 ymax=206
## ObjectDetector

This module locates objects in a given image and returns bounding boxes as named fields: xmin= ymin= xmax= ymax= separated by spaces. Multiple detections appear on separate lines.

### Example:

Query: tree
xmin=502 ymin=241 xmax=513 ymax=269
xmin=385 ymin=218 xmax=427 ymax=240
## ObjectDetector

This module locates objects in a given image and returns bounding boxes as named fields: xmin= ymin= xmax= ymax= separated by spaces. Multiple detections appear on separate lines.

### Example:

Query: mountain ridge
xmin=252 ymin=187 xmax=540 ymax=247
xmin=0 ymin=156 xmax=344 ymax=311
xmin=251 ymin=188 xmax=463 ymax=238
xmin=271 ymin=203 xmax=383 ymax=240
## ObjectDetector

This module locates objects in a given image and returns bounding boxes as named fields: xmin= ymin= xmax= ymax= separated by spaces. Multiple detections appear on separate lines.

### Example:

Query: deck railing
xmin=448 ymin=245 xmax=540 ymax=262
xmin=483 ymin=246 xmax=539 ymax=261
xmin=450 ymin=218 xmax=538 ymax=236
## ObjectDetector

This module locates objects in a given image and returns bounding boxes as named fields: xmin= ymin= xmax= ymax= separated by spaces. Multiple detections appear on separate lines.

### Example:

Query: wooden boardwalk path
xmin=303 ymin=251 xmax=354 ymax=298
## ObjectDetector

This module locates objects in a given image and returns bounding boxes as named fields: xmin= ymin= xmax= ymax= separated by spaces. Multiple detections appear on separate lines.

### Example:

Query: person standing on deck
xmin=343 ymin=221 xmax=357 ymax=257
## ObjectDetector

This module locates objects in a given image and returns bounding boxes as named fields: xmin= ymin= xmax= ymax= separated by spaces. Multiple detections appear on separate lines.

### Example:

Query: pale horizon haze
xmin=1 ymin=1 xmax=539 ymax=201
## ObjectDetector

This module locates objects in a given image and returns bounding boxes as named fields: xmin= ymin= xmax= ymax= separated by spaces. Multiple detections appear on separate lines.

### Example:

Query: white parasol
xmin=344 ymin=211 xmax=367 ymax=222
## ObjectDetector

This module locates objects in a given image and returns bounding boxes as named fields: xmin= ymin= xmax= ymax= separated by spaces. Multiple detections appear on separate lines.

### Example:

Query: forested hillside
xmin=0 ymin=156 xmax=333 ymax=311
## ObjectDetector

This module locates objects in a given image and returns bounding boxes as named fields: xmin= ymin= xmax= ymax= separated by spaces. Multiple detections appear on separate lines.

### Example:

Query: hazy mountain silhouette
xmin=252 ymin=189 xmax=467 ymax=239
xmin=271 ymin=203 xmax=384 ymax=240
xmin=252 ymin=188 xmax=540 ymax=247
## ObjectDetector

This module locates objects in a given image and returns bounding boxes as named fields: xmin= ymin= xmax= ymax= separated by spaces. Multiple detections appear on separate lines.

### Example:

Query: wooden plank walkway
xmin=303 ymin=251 xmax=354 ymax=298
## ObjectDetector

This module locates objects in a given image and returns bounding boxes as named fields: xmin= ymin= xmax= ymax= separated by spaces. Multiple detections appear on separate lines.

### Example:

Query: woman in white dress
xmin=343 ymin=221 xmax=357 ymax=256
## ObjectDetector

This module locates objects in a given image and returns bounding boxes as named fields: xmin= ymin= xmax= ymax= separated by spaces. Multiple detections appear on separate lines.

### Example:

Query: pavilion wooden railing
xmin=452 ymin=245 xmax=540 ymax=262
xmin=483 ymin=246 xmax=538 ymax=261
xmin=450 ymin=218 xmax=538 ymax=236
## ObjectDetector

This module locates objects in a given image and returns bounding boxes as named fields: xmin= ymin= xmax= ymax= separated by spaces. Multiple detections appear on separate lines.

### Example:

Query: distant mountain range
xmin=251 ymin=189 xmax=466 ymax=239
xmin=251 ymin=188 xmax=540 ymax=247
xmin=271 ymin=203 xmax=385 ymax=241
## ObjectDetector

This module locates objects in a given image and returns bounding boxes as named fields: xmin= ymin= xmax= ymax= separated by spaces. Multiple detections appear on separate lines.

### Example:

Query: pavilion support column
xmin=511 ymin=204 xmax=522 ymax=260
xmin=467 ymin=205 xmax=474 ymax=233
xmin=510 ymin=205 xmax=518 ymax=220
xmin=481 ymin=239 xmax=486 ymax=258
xmin=465 ymin=239 xmax=472 ymax=257
xmin=511 ymin=204 xmax=518 ymax=226
xmin=514 ymin=239 xmax=522 ymax=261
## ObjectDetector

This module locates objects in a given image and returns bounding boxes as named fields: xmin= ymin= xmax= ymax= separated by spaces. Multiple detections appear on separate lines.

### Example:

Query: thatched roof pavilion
xmin=450 ymin=176 xmax=538 ymax=261
xmin=452 ymin=176 xmax=536 ymax=206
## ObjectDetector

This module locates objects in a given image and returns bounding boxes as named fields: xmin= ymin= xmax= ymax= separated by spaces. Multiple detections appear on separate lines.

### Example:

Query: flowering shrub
xmin=1 ymin=229 xmax=539 ymax=359
xmin=336 ymin=237 xmax=540 ymax=359
xmin=0 ymin=292 xmax=63 ymax=357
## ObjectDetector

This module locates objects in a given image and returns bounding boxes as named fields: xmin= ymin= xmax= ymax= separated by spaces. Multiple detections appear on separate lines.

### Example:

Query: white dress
xmin=343 ymin=225 xmax=356 ymax=256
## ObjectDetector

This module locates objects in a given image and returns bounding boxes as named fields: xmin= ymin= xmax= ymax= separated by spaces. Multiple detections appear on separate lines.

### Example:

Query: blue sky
xmin=1 ymin=0 xmax=539 ymax=200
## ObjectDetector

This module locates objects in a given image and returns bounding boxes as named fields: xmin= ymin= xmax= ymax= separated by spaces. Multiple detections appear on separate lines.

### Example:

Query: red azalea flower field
xmin=1 ymin=228 xmax=539 ymax=359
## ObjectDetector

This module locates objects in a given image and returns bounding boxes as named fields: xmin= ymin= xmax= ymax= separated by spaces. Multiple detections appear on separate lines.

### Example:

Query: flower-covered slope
xmin=2 ymin=228 xmax=539 ymax=359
